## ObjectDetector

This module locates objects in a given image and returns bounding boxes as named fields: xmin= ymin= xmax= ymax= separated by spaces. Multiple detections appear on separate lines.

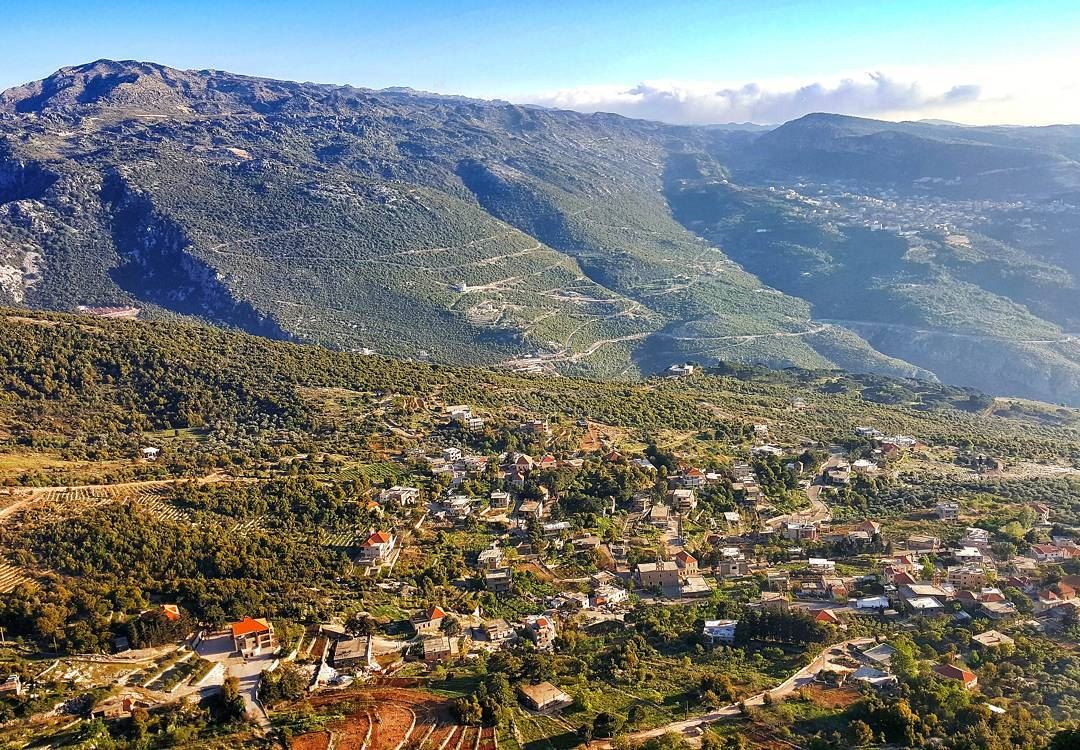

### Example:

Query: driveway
xmin=195 ymin=632 xmax=272 ymax=729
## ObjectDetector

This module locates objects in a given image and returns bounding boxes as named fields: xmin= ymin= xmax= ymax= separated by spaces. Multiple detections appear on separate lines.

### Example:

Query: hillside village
xmin=4 ymin=393 xmax=1078 ymax=748
xmin=0 ymin=314 xmax=1078 ymax=749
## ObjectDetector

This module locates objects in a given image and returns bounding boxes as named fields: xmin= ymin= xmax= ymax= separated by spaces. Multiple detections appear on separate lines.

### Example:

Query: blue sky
xmin=4 ymin=0 xmax=1078 ymax=124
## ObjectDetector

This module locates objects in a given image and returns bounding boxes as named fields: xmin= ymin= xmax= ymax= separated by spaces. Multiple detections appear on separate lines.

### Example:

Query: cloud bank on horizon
xmin=520 ymin=72 xmax=1010 ymax=126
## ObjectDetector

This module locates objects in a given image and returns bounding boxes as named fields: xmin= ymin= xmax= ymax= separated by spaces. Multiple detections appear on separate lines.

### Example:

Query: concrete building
xmin=636 ymin=561 xmax=680 ymax=589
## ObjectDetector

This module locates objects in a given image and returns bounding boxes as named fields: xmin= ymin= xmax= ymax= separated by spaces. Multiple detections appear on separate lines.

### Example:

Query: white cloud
xmin=516 ymin=63 xmax=1080 ymax=126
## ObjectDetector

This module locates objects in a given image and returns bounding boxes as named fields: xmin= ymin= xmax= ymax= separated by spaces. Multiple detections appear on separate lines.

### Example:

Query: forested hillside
xmin=2 ymin=62 xmax=1080 ymax=400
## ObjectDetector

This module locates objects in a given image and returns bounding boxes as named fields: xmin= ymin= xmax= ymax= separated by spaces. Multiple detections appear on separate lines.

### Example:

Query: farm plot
xmin=336 ymin=462 xmax=406 ymax=484
xmin=0 ymin=562 xmax=33 ymax=593
xmin=321 ymin=529 xmax=360 ymax=548
xmin=131 ymin=486 xmax=193 ymax=523
xmin=291 ymin=688 xmax=461 ymax=750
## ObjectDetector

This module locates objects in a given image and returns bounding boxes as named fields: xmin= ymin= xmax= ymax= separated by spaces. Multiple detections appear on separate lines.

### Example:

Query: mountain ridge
xmin=2 ymin=60 xmax=1080 ymax=402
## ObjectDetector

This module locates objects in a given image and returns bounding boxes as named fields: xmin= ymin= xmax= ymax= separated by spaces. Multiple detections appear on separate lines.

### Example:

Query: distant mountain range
xmin=3 ymin=60 xmax=1080 ymax=403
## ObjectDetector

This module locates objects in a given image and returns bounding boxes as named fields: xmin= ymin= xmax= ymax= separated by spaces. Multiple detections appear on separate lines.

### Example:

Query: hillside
xmin=2 ymin=62 xmax=1080 ymax=401
xmin=1 ymin=308 xmax=1077 ymax=469
xmin=1 ymin=310 xmax=1080 ymax=749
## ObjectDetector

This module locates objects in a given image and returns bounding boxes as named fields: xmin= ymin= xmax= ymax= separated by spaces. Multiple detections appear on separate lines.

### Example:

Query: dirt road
xmin=598 ymin=637 xmax=875 ymax=747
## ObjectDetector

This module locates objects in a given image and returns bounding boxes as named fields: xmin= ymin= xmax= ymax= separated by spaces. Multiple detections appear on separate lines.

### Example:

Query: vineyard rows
xmin=0 ymin=562 xmax=32 ymax=594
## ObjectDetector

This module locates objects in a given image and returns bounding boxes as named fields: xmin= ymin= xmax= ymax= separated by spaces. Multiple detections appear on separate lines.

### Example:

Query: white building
xmin=702 ymin=619 xmax=738 ymax=644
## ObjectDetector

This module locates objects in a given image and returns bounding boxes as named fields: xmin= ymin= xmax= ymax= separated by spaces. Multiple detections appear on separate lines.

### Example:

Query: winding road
xmin=596 ymin=638 xmax=875 ymax=747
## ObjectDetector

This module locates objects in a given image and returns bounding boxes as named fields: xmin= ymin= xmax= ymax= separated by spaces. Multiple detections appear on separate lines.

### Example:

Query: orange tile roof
xmin=362 ymin=531 xmax=393 ymax=546
xmin=230 ymin=616 xmax=271 ymax=637
xmin=161 ymin=604 xmax=181 ymax=621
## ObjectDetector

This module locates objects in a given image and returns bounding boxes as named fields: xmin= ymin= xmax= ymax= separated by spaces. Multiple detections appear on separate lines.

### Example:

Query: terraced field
xmin=0 ymin=562 xmax=33 ymax=594
xmin=291 ymin=688 xmax=468 ymax=750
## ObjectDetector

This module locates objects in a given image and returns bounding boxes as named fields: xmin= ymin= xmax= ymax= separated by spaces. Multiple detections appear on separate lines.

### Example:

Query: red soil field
xmin=290 ymin=730 xmax=331 ymax=750
xmin=292 ymin=688 xmax=461 ymax=750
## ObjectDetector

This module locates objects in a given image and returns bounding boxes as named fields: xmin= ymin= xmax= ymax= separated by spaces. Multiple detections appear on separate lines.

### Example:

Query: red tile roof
xmin=933 ymin=663 xmax=976 ymax=684
xmin=231 ymin=616 xmax=271 ymax=637
xmin=362 ymin=531 xmax=393 ymax=546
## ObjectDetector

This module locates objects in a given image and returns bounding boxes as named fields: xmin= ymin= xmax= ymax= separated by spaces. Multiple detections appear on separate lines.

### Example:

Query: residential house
xmin=637 ymin=561 xmax=681 ymax=589
xmin=932 ymin=663 xmax=978 ymax=689
xmin=807 ymin=558 xmax=836 ymax=573
xmin=1032 ymin=544 xmax=1065 ymax=562
xmin=411 ymin=606 xmax=447 ymax=636
xmin=682 ymin=468 xmax=708 ymax=488
xmin=380 ymin=486 xmax=419 ymax=506
xmin=960 ymin=527 xmax=991 ymax=550
xmin=859 ymin=643 xmax=896 ymax=667
xmin=666 ymin=363 xmax=695 ymax=377
xmin=971 ymin=630 xmax=1014 ymax=649
xmin=669 ymin=488 xmax=697 ymax=513
xmin=716 ymin=548 xmax=749 ymax=578
xmin=359 ymin=531 xmax=396 ymax=562
xmin=1031 ymin=503 xmax=1052 ymax=525
xmin=906 ymin=534 xmax=940 ymax=553
xmin=523 ymin=614 xmax=557 ymax=650
xmin=519 ymin=419 xmax=551 ymax=436
xmin=91 ymin=696 xmax=148 ymax=721
xmin=980 ymin=600 xmax=1018 ymax=620
xmin=446 ymin=495 xmax=473 ymax=519
xmin=481 ymin=619 xmax=517 ymax=644
xmin=825 ymin=464 xmax=852 ymax=486
xmin=702 ymin=619 xmax=738 ymax=644
xmin=140 ymin=447 xmax=160 ymax=461
xmin=485 ymin=568 xmax=514 ymax=594
xmin=648 ymin=504 xmax=671 ymax=527
xmin=230 ymin=616 xmax=275 ymax=657
xmin=767 ymin=571 xmax=791 ymax=591
xmin=674 ymin=550 xmax=698 ymax=575
xmin=630 ymin=492 xmax=653 ymax=514
xmin=954 ymin=547 xmax=984 ymax=565
xmin=591 ymin=584 xmax=629 ymax=609
xmin=680 ymin=575 xmax=712 ymax=598
xmin=722 ymin=511 xmax=742 ymax=533
xmin=814 ymin=609 xmax=843 ymax=626
xmin=423 ymin=636 xmax=459 ymax=664
xmin=478 ymin=546 xmax=505 ymax=570
xmin=490 ymin=491 xmax=512 ymax=510
xmin=518 ymin=681 xmax=573 ymax=711
xmin=756 ymin=592 xmax=790 ymax=612
xmin=857 ymin=520 xmax=882 ymax=538
xmin=518 ymin=499 xmax=545 ymax=519
xmin=851 ymin=459 xmax=878 ymax=475
xmin=936 ymin=502 xmax=960 ymax=521
xmin=332 ymin=637 xmax=371 ymax=670
xmin=907 ymin=597 xmax=945 ymax=615
xmin=947 ymin=565 xmax=991 ymax=589
xmin=785 ymin=523 xmax=820 ymax=542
